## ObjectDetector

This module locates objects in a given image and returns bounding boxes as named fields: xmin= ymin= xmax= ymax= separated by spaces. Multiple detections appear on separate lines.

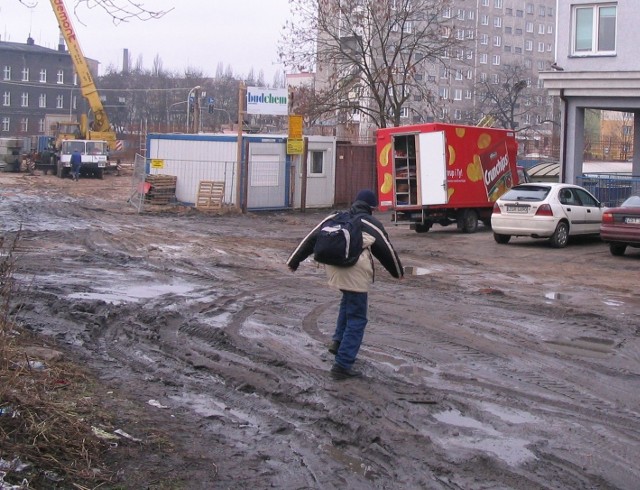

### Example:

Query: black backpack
xmin=313 ymin=211 xmax=364 ymax=267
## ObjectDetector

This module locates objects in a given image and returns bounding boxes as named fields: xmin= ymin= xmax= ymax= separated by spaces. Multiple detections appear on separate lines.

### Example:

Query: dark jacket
xmin=70 ymin=151 xmax=82 ymax=167
xmin=287 ymin=201 xmax=404 ymax=283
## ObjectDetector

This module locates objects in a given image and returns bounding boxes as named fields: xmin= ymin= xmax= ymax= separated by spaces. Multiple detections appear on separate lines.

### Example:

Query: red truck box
xmin=376 ymin=123 xmax=519 ymax=233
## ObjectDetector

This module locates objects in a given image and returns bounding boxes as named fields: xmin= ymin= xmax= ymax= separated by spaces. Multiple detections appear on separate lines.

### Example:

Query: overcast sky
xmin=1 ymin=1 xmax=292 ymax=82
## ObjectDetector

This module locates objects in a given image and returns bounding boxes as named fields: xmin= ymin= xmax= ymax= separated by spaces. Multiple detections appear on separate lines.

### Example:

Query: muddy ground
xmin=1 ymin=171 xmax=639 ymax=489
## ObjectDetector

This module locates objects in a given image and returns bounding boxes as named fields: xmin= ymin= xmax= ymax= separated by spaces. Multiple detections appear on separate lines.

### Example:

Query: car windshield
xmin=500 ymin=185 xmax=550 ymax=202
xmin=621 ymin=195 xmax=640 ymax=207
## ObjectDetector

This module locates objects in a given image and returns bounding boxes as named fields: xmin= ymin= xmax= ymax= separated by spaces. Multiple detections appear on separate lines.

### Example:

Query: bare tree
xmin=279 ymin=0 xmax=462 ymax=129
xmin=18 ymin=0 xmax=172 ymax=23
xmin=475 ymin=64 xmax=545 ymax=131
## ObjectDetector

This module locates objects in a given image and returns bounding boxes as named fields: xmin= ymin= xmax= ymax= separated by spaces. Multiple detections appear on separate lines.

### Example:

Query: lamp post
xmin=186 ymin=85 xmax=201 ymax=133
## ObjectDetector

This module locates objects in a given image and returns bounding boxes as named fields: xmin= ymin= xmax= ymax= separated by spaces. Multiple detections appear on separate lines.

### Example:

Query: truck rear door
xmin=417 ymin=131 xmax=447 ymax=206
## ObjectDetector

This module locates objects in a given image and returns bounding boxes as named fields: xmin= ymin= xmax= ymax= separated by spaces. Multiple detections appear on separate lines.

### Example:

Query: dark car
xmin=600 ymin=195 xmax=640 ymax=256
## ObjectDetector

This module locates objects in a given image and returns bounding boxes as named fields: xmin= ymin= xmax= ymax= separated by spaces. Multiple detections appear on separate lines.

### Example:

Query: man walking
xmin=70 ymin=149 xmax=82 ymax=181
xmin=287 ymin=189 xmax=404 ymax=380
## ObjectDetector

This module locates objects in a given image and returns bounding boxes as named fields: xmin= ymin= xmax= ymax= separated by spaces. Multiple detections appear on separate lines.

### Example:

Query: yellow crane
xmin=49 ymin=0 xmax=117 ymax=149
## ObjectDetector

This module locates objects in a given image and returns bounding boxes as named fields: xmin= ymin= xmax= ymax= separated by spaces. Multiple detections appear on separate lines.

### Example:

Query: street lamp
xmin=186 ymin=85 xmax=201 ymax=133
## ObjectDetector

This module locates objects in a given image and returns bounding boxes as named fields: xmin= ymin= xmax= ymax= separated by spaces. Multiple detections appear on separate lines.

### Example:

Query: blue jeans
xmin=332 ymin=290 xmax=368 ymax=370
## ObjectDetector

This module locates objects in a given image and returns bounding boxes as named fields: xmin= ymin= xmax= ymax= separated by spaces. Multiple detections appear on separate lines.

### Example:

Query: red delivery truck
xmin=376 ymin=123 xmax=520 ymax=233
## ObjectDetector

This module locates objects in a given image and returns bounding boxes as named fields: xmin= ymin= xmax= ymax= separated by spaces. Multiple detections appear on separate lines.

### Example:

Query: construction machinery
xmin=48 ymin=0 xmax=118 ymax=178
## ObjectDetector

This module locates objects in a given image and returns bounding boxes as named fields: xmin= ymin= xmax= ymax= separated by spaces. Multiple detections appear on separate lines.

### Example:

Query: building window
xmin=439 ymin=87 xmax=449 ymax=99
xmin=443 ymin=7 xmax=451 ymax=18
xmin=480 ymin=53 xmax=488 ymax=64
xmin=492 ymin=55 xmax=501 ymax=65
xmin=481 ymin=33 xmax=489 ymax=45
xmin=39 ymin=69 xmax=47 ymax=82
xmin=481 ymin=14 xmax=489 ymax=26
xmin=494 ymin=0 xmax=503 ymax=8
xmin=526 ymin=3 xmax=534 ymax=15
xmin=57 ymin=69 xmax=64 ymax=84
xmin=39 ymin=94 xmax=47 ymax=108
xmin=482 ymin=0 xmax=489 ymax=6
xmin=494 ymin=16 xmax=502 ymax=28
xmin=21 ymin=68 xmax=29 ymax=81
xmin=308 ymin=151 xmax=325 ymax=175
xmin=516 ymin=10 xmax=524 ymax=18
xmin=547 ymin=24 xmax=553 ymax=34
xmin=455 ymin=69 xmax=463 ymax=81
xmin=525 ymin=40 xmax=533 ymax=51
xmin=494 ymin=36 xmax=502 ymax=47
xmin=457 ymin=9 xmax=465 ymax=20
xmin=492 ymin=74 xmax=500 ymax=84
xmin=539 ymin=24 xmax=546 ymax=34
xmin=526 ymin=21 xmax=534 ymax=33
xmin=21 ymin=118 xmax=28 ymax=132
xmin=400 ymin=107 xmax=409 ymax=118
xmin=454 ymin=109 xmax=462 ymax=120
xmin=538 ymin=42 xmax=545 ymax=52
xmin=466 ymin=69 xmax=473 ymax=79
xmin=573 ymin=5 xmax=617 ymax=54
xmin=3 ymin=66 xmax=10 ymax=80
xmin=39 ymin=118 xmax=45 ymax=132
xmin=465 ymin=89 xmax=473 ymax=99
xmin=2 ymin=92 xmax=10 ymax=106
xmin=454 ymin=89 xmax=462 ymax=101
xmin=56 ymin=95 xmax=64 ymax=109
xmin=2 ymin=117 xmax=9 ymax=132
xmin=21 ymin=93 xmax=29 ymax=107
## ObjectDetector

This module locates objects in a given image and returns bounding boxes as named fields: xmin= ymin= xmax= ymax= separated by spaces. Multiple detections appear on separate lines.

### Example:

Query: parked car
xmin=600 ymin=195 xmax=640 ymax=256
xmin=491 ymin=183 xmax=603 ymax=248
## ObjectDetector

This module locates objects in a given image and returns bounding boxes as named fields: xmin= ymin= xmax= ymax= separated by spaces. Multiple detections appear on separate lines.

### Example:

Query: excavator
xmin=48 ymin=0 xmax=118 ymax=178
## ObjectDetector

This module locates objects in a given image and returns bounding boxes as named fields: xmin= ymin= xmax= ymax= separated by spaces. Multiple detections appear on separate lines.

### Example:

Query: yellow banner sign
xmin=288 ymin=115 xmax=303 ymax=139
xmin=150 ymin=159 xmax=164 ymax=169
xmin=287 ymin=138 xmax=304 ymax=155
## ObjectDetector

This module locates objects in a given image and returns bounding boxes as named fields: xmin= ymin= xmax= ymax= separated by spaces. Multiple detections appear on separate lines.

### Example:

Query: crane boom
xmin=49 ymin=0 xmax=112 ymax=138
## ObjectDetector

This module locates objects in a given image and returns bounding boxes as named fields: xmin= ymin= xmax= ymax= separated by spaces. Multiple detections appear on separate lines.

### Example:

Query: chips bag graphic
xmin=479 ymin=139 xmax=513 ymax=202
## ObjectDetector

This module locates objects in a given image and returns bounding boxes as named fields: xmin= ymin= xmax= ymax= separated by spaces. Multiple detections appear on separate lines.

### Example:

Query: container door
xmin=417 ymin=131 xmax=447 ymax=205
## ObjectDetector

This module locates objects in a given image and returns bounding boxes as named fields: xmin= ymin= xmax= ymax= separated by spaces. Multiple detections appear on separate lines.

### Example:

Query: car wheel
xmin=414 ymin=223 xmax=431 ymax=233
xmin=459 ymin=209 xmax=479 ymax=233
xmin=549 ymin=221 xmax=569 ymax=248
xmin=493 ymin=233 xmax=511 ymax=244
xmin=609 ymin=243 xmax=627 ymax=256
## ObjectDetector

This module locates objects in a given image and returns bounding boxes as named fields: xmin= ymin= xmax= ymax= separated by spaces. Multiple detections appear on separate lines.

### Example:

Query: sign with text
xmin=288 ymin=115 xmax=303 ymax=139
xmin=150 ymin=159 xmax=164 ymax=169
xmin=246 ymin=87 xmax=288 ymax=116
xmin=287 ymin=138 xmax=304 ymax=155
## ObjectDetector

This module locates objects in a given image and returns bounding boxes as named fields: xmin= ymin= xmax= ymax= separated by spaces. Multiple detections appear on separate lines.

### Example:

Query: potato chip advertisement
xmin=376 ymin=123 xmax=518 ymax=216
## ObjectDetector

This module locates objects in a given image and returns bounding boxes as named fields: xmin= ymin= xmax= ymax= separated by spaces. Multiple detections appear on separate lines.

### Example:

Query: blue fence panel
xmin=577 ymin=174 xmax=640 ymax=208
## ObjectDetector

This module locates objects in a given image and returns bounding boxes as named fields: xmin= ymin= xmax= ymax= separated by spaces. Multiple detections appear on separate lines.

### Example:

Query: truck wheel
xmin=459 ymin=209 xmax=479 ymax=233
xmin=493 ymin=233 xmax=511 ymax=244
xmin=97 ymin=169 xmax=104 ymax=179
xmin=414 ymin=223 xmax=431 ymax=233
xmin=56 ymin=160 xmax=63 ymax=178
xmin=549 ymin=221 xmax=569 ymax=248
xmin=609 ymin=243 xmax=627 ymax=256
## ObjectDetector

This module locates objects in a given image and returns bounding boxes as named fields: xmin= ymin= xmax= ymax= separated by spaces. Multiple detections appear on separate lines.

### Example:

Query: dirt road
xmin=2 ymin=172 xmax=639 ymax=489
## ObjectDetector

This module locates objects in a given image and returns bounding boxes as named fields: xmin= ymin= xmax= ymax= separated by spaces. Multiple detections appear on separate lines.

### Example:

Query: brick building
xmin=0 ymin=35 xmax=98 ymax=138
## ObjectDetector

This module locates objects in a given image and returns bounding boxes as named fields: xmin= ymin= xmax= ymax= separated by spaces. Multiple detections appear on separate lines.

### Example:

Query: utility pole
xmin=193 ymin=87 xmax=201 ymax=134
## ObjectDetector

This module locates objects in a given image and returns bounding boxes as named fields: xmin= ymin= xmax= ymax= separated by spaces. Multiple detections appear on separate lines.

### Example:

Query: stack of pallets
xmin=144 ymin=174 xmax=177 ymax=205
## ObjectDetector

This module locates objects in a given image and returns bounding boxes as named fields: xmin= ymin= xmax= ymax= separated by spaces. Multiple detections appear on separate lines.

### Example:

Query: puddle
xmin=68 ymin=280 xmax=196 ymax=304
xmin=544 ymin=337 xmax=615 ymax=358
xmin=433 ymin=409 xmax=536 ymax=465
xmin=480 ymin=403 xmax=539 ymax=424
xmin=404 ymin=266 xmax=431 ymax=276
xmin=603 ymin=299 xmax=624 ymax=307
xmin=544 ymin=292 xmax=571 ymax=301
xmin=323 ymin=444 xmax=377 ymax=480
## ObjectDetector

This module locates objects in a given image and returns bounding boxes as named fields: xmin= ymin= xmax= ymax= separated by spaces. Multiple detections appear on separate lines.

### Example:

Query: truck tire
xmin=549 ymin=221 xmax=569 ymax=248
xmin=414 ymin=223 xmax=431 ymax=233
xmin=97 ymin=169 xmax=104 ymax=179
xmin=609 ymin=243 xmax=627 ymax=256
xmin=459 ymin=209 xmax=479 ymax=233
xmin=493 ymin=233 xmax=511 ymax=244
xmin=56 ymin=160 xmax=63 ymax=178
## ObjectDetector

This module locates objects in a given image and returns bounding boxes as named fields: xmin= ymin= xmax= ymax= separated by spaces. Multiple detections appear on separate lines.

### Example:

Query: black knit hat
xmin=355 ymin=189 xmax=378 ymax=208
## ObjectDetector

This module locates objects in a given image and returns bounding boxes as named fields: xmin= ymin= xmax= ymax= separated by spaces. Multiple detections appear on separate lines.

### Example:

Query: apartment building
xmin=315 ymin=0 xmax=558 ymax=145
xmin=0 ymin=36 xmax=95 ymax=138
xmin=540 ymin=0 xmax=640 ymax=182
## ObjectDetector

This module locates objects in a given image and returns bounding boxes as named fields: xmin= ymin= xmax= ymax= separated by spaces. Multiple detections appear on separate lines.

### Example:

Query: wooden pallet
xmin=145 ymin=174 xmax=177 ymax=205
xmin=196 ymin=181 xmax=225 ymax=209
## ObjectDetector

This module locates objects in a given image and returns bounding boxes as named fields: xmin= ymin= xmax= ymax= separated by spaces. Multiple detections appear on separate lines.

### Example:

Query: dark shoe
xmin=328 ymin=340 xmax=340 ymax=355
xmin=330 ymin=364 xmax=361 ymax=380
